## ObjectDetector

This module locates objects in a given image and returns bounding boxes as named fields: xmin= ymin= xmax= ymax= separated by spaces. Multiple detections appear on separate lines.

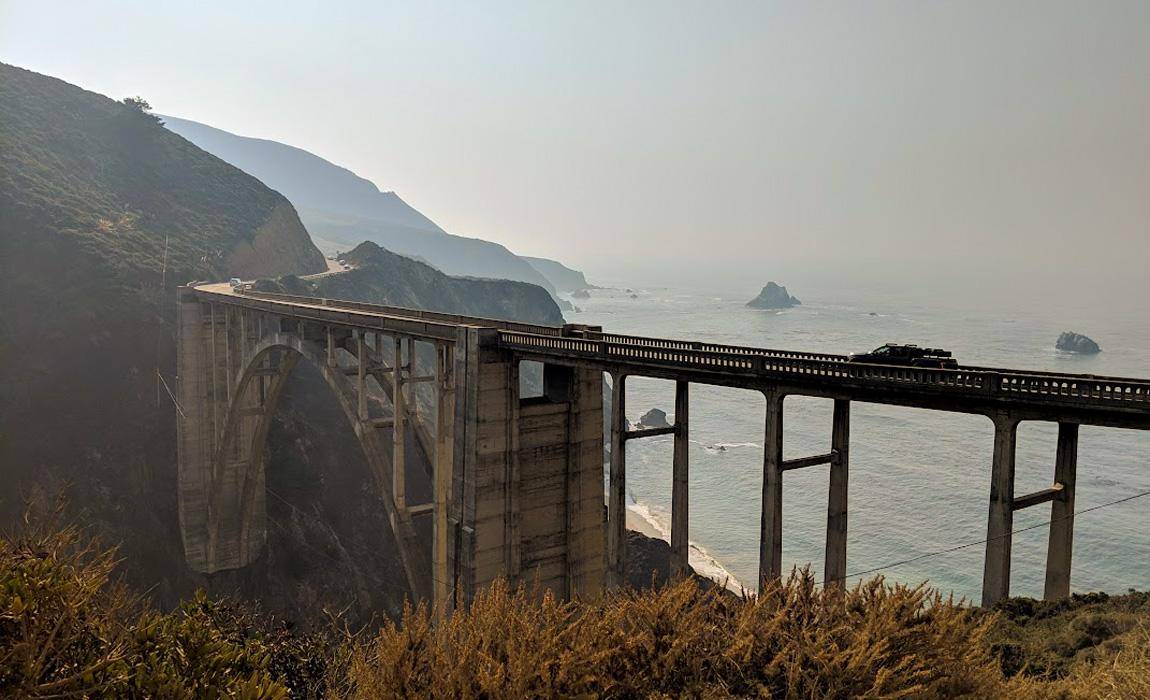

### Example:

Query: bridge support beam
xmin=607 ymin=373 xmax=628 ymax=589
xmin=392 ymin=335 xmax=407 ymax=518
xmin=759 ymin=389 xmax=785 ymax=588
xmin=1044 ymin=422 xmax=1079 ymax=600
xmin=434 ymin=343 xmax=456 ymax=612
xmin=670 ymin=381 xmax=690 ymax=578
xmin=824 ymin=399 xmax=850 ymax=588
xmin=982 ymin=411 xmax=1019 ymax=607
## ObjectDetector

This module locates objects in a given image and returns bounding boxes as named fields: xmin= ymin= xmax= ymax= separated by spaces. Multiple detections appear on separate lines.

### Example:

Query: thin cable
xmin=156 ymin=369 xmax=186 ymax=418
xmin=826 ymin=487 xmax=1150 ymax=586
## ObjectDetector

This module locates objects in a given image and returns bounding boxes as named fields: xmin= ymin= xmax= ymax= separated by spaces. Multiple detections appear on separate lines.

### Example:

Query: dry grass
xmin=5 ymin=515 xmax=1149 ymax=699
xmin=342 ymin=572 xmax=1009 ymax=699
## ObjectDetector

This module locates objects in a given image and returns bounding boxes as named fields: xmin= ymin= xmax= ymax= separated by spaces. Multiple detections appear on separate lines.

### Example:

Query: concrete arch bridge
xmin=177 ymin=283 xmax=1150 ymax=610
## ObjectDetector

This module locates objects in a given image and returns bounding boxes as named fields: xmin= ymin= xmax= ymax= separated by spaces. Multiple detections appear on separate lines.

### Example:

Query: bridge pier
xmin=456 ymin=328 xmax=604 ymax=602
xmin=607 ymin=372 xmax=628 ymax=589
xmin=434 ymin=343 xmax=456 ymax=612
xmin=670 ymin=381 xmax=690 ymax=577
xmin=825 ymin=399 xmax=850 ymax=588
xmin=759 ymin=389 xmax=785 ymax=588
xmin=982 ymin=411 xmax=1019 ymax=607
xmin=1044 ymin=422 xmax=1078 ymax=600
xmin=759 ymin=393 xmax=852 ymax=590
xmin=392 ymin=335 xmax=407 ymax=519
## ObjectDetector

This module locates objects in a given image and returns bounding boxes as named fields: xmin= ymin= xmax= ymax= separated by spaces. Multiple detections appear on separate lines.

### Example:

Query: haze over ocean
xmin=571 ymin=279 xmax=1150 ymax=600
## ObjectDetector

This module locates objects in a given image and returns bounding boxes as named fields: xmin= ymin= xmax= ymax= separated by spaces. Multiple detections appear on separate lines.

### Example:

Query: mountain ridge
xmin=160 ymin=115 xmax=568 ymax=296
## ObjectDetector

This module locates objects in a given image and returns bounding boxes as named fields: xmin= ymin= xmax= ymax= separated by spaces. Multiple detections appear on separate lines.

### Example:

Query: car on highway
xmin=847 ymin=343 xmax=958 ymax=369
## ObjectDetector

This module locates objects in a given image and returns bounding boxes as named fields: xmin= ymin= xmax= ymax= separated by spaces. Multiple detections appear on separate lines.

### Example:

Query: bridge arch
xmin=179 ymin=326 xmax=427 ymax=597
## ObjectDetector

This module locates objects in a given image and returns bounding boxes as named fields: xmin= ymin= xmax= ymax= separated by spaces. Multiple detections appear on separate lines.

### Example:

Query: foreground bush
xmin=344 ymin=574 xmax=1009 ymax=698
xmin=0 ymin=523 xmax=331 ymax=698
xmin=7 ymin=519 xmax=1150 ymax=698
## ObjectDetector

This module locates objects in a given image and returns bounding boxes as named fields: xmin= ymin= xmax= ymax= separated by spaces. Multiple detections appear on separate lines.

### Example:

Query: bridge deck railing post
xmin=1044 ymin=422 xmax=1079 ymax=600
xmin=982 ymin=411 xmax=1019 ymax=607
xmin=670 ymin=381 xmax=690 ymax=577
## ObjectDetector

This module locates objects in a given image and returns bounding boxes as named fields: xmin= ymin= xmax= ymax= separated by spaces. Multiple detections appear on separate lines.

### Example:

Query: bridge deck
xmin=188 ymin=284 xmax=1150 ymax=429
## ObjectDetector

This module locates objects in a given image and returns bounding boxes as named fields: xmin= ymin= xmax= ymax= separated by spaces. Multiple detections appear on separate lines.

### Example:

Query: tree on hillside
xmin=122 ymin=96 xmax=162 ymax=124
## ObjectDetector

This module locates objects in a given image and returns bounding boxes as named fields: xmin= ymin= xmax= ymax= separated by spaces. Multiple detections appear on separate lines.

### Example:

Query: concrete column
xmin=670 ymin=380 xmax=690 ymax=578
xmin=607 ymin=372 xmax=627 ymax=589
xmin=1044 ymin=422 xmax=1079 ymax=600
xmin=982 ymin=411 xmax=1019 ymax=607
xmin=434 ymin=344 xmax=456 ymax=612
xmin=393 ymin=335 xmax=406 ymax=516
xmin=759 ymin=389 xmax=784 ymax=589
xmin=824 ymin=399 xmax=850 ymax=588
xmin=326 ymin=326 xmax=336 ymax=367
xmin=356 ymin=331 xmax=368 ymax=421
xmin=406 ymin=337 xmax=418 ymax=422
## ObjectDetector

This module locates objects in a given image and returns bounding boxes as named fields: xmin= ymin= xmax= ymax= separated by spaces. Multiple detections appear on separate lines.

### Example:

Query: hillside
xmin=523 ymin=255 xmax=596 ymax=292
xmin=316 ymin=242 xmax=564 ymax=322
xmin=159 ymin=115 xmax=562 ymax=294
xmin=0 ymin=63 xmax=324 ymax=602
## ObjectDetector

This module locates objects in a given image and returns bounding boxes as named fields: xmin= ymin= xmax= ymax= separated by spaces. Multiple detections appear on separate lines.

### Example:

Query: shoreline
xmin=626 ymin=500 xmax=747 ymax=594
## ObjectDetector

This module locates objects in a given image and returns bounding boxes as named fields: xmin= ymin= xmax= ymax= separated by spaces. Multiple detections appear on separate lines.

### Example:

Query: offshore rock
xmin=746 ymin=282 xmax=801 ymax=309
xmin=637 ymin=408 xmax=671 ymax=429
xmin=1056 ymin=332 xmax=1101 ymax=354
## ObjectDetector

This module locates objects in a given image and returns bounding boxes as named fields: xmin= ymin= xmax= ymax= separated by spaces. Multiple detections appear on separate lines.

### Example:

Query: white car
xmin=229 ymin=277 xmax=244 ymax=289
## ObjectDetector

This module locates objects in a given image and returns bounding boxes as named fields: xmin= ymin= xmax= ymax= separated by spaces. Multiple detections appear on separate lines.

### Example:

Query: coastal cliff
xmin=0 ymin=63 xmax=324 ymax=605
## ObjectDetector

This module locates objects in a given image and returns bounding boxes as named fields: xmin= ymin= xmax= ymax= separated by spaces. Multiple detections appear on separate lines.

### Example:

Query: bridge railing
xmin=589 ymin=331 xmax=845 ymax=362
xmin=994 ymin=373 xmax=1150 ymax=405
xmin=498 ymin=330 xmax=1150 ymax=409
xmin=226 ymin=288 xmax=565 ymax=336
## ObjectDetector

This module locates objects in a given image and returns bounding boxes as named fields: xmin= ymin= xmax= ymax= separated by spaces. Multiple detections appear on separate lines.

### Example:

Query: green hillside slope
xmin=0 ymin=63 xmax=324 ymax=601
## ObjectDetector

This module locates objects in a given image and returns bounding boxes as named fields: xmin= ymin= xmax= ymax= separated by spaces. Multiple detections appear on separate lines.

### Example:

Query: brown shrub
xmin=343 ymin=571 xmax=1010 ymax=698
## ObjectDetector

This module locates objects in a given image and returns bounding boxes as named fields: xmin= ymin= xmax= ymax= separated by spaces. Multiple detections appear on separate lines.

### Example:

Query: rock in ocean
xmin=746 ymin=282 xmax=801 ymax=309
xmin=1055 ymin=331 xmax=1101 ymax=354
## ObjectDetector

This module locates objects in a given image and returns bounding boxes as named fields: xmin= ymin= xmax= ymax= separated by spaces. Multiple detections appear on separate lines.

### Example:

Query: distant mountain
xmin=160 ymin=115 xmax=562 ymax=295
xmin=0 ymin=63 xmax=323 ymax=603
xmin=522 ymin=256 xmax=596 ymax=292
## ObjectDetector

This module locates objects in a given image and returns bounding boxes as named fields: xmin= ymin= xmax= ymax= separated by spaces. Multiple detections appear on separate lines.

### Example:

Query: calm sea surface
xmin=567 ymin=281 xmax=1150 ymax=599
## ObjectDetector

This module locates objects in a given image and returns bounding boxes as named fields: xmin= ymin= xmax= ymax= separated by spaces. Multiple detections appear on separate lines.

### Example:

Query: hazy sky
xmin=3 ymin=1 xmax=1148 ymax=293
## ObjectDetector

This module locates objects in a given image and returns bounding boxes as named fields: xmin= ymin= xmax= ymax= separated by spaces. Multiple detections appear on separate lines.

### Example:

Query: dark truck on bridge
xmin=848 ymin=343 xmax=958 ymax=369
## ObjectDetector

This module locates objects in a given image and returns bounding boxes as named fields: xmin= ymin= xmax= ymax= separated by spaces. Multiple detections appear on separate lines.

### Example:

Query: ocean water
xmin=567 ymin=281 xmax=1150 ymax=600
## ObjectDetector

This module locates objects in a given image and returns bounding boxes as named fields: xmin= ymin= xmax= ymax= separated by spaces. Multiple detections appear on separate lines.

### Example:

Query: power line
xmin=822 ymin=487 xmax=1150 ymax=587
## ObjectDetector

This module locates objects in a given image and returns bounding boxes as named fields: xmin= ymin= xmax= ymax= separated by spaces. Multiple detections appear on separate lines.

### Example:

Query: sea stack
xmin=746 ymin=282 xmax=801 ymax=309
xmin=637 ymin=408 xmax=671 ymax=429
xmin=1056 ymin=331 xmax=1101 ymax=354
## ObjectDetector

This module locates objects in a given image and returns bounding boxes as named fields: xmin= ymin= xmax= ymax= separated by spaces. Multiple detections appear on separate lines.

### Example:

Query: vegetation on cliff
xmin=269 ymin=241 xmax=565 ymax=325
xmin=4 ymin=519 xmax=1148 ymax=699
xmin=0 ymin=63 xmax=327 ymax=610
